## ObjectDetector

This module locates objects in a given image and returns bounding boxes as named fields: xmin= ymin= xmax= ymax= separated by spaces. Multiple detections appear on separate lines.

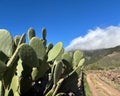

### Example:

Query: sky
xmin=0 ymin=0 xmax=120 ymax=51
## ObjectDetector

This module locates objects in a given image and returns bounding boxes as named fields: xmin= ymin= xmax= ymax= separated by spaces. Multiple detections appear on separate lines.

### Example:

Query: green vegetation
xmin=85 ymin=52 xmax=120 ymax=70
xmin=0 ymin=28 xmax=85 ymax=96
xmin=83 ymin=74 xmax=92 ymax=96
xmin=83 ymin=46 xmax=120 ymax=70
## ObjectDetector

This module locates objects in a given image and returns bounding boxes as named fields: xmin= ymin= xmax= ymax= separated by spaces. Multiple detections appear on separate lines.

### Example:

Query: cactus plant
xmin=0 ymin=51 xmax=8 ymax=63
xmin=46 ymin=43 xmax=53 ymax=54
xmin=0 ymin=80 xmax=3 ymax=96
xmin=41 ymin=28 xmax=47 ymax=46
xmin=42 ymin=28 xmax=46 ymax=40
xmin=19 ymin=43 xmax=39 ymax=68
xmin=31 ymin=61 xmax=49 ymax=81
xmin=28 ymin=28 xmax=36 ymax=41
xmin=47 ymin=42 xmax=63 ymax=62
xmin=0 ymin=60 xmax=7 ymax=75
xmin=14 ymin=36 xmax=21 ymax=46
xmin=0 ymin=29 xmax=13 ymax=57
xmin=0 ymin=27 xmax=85 ymax=96
xmin=30 ymin=37 xmax=46 ymax=60
xmin=53 ymin=61 xmax=62 ymax=85
xmin=72 ymin=50 xmax=83 ymax=69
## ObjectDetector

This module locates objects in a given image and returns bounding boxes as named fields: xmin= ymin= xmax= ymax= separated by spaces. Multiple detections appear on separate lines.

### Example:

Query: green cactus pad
xmin=42 ymin=28 xmax=46 ymax=40
xmin=14 ymin=36 xmax=21 ymax=46
xmin=0 ymin=29 xmax=13 ymax=57
xmin=0 ymin=80 xmax=3 ymax=96
xmin=78 ymin=58 xmax=85 ymax=67
xmin=0 ymin=51 xmax=8 ymax=63
xmin=0 ymin=60 xmax=7 ymax=79
xmin=55 ymin=48 xmax=64 ymax=61
xmin=31 ymin=61 xmax=49 ymax=81
xmin=28 ymin=28 xmax=36 ymax=41
xmin=30 ymin=37 xmax=46 ymax=60
xmin=59 ymin=72 xmax=78 ymax=93
xmin=47 ymin=42 xmax=63 ymax=62
xmin=72 ymin=50 xmax=83 ymax=69
xmin=46 ymin=43 xmax=53 ymax=53
xmin=0 ymin=60 xmax=7 ymax=73
xmin=75 ymin=58 xmax=85 ymax=75
xmin=31 ymin=68 xmax=38 ymax=81
xmin=17 ymin=59 xmax=23 ymax=77
xmin=62 ymin=52 xmax=72 ymax=66
xmin=10 ymin=75 xmax=19 ymax=94
xmin=19 ymin=44 xmax=39 ymax=68
xmin=54 ymin=61 xmax=63 ymax=85
xmin=14 ymin=92 xmax=20 ymax=96
xmin=3 ymin=59 xmax=18 ymax=88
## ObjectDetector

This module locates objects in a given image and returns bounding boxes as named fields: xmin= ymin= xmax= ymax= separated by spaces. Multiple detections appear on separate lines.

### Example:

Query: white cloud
xmin=66 ymin=25 xmax=120 ymax=51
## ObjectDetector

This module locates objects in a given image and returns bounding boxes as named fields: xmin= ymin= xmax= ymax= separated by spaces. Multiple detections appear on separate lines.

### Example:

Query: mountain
xmin=83 ymin=45 xmax=120 ymax=70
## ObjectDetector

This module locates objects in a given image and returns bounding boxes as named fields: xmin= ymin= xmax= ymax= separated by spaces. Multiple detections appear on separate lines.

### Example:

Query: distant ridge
xmin=82 ymin=45 xmax=120 ymax=70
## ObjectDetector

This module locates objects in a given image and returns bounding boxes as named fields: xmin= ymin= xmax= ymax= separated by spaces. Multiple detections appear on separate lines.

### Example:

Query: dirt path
xmin=86 ymin=72 xmax=120 ymax=96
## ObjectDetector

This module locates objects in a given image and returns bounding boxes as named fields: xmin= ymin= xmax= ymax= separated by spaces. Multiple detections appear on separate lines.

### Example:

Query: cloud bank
xmin=66 ymin=25 xmax=120 ymax=51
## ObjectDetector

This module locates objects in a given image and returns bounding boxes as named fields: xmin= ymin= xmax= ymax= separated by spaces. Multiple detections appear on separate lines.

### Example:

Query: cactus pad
xmin=0 ymin=29 xmax=13 ymax=57
xmin=28 ymin=28 xmax=36 ymax=41
xmin=10 ymin=75 xmax=19 ymax=94
xmin=46 ymin=43 xmax=53 ymax=53
xmin=72 ymin=50 xmax=83 ymax=69
xmin=14 ymin=36 xmax=21 ymax=46
xmin=47 ymin=42 xmax=63 ymax=62
xmin=54 ymin=61 xmax=63 ymax=85
xmin=0 ymin=60 xmax=7 ymax=76
xmin=0 ymin=51 xmax=8 ymax=63
xmin=30 ymin=37 xmax=46 ymax=60
xmin=31 ymin=61 xmax=49 ymax=81
xmin=62 ymin=52 xmax=72 ymax=65
xmin=19 ymin=44 xmax=39 ymax=67
xmin=42 ymin=28 xmax=46 ymax=40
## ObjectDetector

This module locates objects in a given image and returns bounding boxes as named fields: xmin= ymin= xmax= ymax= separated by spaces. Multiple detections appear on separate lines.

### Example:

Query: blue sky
xmin=0 ymin=0 xmax=120 ymax=50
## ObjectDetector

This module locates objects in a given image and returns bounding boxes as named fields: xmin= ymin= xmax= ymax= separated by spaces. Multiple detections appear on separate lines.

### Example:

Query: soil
xmin=86 ymin=70 xmax=120 ymax=96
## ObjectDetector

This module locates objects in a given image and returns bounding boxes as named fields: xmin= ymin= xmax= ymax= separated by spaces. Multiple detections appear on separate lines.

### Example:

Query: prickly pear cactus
xmin=0 ymin=27 xmax=85 ymax=96
xmin=31 ymin=61 xmax=49 ymax=81
xmin=62 ymin=52 xmax=72 ymax=69
xmin=0 ymin=29 xmax=13 ymax=57
xmin=0 ymin=60 xmax=7 ymax=74
xmin=0 ymin=51 xmax=8 ymax=63
xmin=19 ymin=44 xmax=39 ymax=68
xmin=54 ymin=61 xmax=63 ymax=85
xmin=75 ymin=58 xmax=85 ymax=75
xmin=28 ymin=28 xmax=36 ymax=41
xmin=14 ymin=36 xmax=21 ymax=46
xmin=46 ymin=43 xmax=53 ymax=53
xmin=0 ymin=80 xmax=3 ymax=96
xmin=72 ymin=50 xmax=83 ymax=69
xmin=30 ymin=37 xmax=46 ymax=60
xmin=47 ymin=42 xmax=63 ymax=62
xmin=42 ymin=28 xmax=46 ymax=40
xmin=62 ymin=52 xmax=72 ymax=64
xmin=10 ymin=75 xmax=19 ymax=94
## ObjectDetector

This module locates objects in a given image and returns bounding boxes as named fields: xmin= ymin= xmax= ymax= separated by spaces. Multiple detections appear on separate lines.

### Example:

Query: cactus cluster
xmin=0 ymin=28 xmax=85 ymax=96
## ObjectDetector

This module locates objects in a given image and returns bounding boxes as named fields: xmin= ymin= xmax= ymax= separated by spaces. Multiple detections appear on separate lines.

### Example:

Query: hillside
xmin=83 ymin=45 xmax=120 ymax=70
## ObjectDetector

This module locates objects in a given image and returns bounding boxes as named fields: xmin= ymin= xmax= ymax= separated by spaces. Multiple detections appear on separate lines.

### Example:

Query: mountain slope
xmin=83 ymin=45 xmax=120 ymax=70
